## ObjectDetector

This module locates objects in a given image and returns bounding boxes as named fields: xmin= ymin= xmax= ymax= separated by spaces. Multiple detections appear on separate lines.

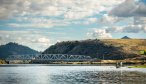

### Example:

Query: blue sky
xmin=0 ymin=0 xmax=146 ymax=51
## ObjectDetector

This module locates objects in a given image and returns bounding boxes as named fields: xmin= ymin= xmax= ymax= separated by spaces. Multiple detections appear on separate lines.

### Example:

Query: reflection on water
xmin=0 ymin=65 xmax=146 ymax=84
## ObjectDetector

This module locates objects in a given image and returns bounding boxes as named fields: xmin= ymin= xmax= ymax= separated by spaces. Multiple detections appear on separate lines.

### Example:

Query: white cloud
xmin=108 ymin=0 xmax=146 ymax=33
xmin=0 ymin=30 xmax=52 ymax=51
xmin=0 ymin=0 xmax=126 ymax=28
xmin=88 ymin=18 xmax=146 ymax=38
xmin=88 ymin=18 xmax=97 ymax=22
xmin=106 ymin=25 xmax=146 ymax=33
xmin=87 ymin=28 xmax=112 ymax=39
xmin=8 ymin=17 xmax=70 ymax=28
xmin=110 ymin=0 xmax=146 ymax=17
xmin=63 ymin=0 xmax=124 ymax=20
xmin=106 ymin=26 xmax=124 ymax=33
xmin=100 ymin=18 xmax=146 ymax=33
xmin=134 ymin=16 xmax=146 ymax=25
xmin=38 ymin=37 xmax=50 ymax=43
xmin=0 ymin=0 xmax=124 ymax=19
xmin=82 ymin=18 xmax=98 ymax=25
xmin=99 ymin=14 xmax=122 ymax=25
xmin=123 ymin=24 xmax=145 ymax=33
xmin=8 ymin=23 xmax=54 ymax=28
xmin=0 ymin=36 xmax=2 ymax=41
xmin=64 ymin=11 xmax=92 ymax=20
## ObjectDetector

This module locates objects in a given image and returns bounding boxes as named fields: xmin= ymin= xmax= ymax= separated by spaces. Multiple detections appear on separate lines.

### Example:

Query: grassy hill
xmin=0 ymin=42 xmax=39 ymax=59
xmin=102 ymin=39 xmax=146 ymax=59
xmin=43 ymin=39 xmax=146 ymax=60
xmin=102 ymin=39 xmax=146 ymax=54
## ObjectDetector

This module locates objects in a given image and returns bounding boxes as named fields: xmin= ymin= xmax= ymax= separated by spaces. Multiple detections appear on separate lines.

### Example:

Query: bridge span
xmin=6 ymin=54 xmax=96 ymax=62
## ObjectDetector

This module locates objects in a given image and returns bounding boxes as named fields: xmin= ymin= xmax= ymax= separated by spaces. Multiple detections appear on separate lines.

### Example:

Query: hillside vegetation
xmin=43 ymin=39 xmax=146 ymax=60
xmin=0 ymin=42 xmax=39 ymax=59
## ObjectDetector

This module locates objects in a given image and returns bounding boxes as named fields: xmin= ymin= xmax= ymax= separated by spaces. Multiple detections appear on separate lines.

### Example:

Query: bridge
xmin=6 ymin=54 xmax=96 ymax=62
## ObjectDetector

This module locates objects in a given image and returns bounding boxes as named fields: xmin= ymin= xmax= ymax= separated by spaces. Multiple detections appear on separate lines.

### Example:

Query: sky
xmin=0 ymin=0 xmax=146 ymax=51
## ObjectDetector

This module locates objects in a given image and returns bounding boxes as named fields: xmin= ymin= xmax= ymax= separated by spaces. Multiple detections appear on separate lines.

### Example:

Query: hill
xmin=43 ymin=39 xmax=146 ymax=60
xmin=121 ymin=36 xmax=130 ymax=39
xmin=0 ymin=42 xmax=39 ymax=59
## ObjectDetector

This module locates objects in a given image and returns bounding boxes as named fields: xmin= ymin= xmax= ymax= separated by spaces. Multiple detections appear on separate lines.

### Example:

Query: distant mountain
xmin=0 ymin=42 xmax=39 ymax=59
xmin=43 ymin=39 xmax=146 ymax=60
xmin=121 ymin=36 xmax=130 ymax=39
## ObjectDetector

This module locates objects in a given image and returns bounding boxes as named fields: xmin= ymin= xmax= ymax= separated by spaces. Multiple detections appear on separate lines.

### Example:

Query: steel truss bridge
xmin=6 ymin=54 xmax=96 ymax=62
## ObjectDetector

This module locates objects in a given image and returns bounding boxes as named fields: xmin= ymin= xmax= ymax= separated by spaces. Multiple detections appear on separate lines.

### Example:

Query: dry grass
xmin=102 ymin=39 xmax=146 ymax=54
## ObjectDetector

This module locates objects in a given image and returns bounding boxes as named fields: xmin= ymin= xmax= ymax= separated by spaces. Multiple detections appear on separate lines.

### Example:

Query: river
xmin=0 ymin=64 xmax=146 ymax=84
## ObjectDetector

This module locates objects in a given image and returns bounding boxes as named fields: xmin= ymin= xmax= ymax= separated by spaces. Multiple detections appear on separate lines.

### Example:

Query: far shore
xmin=1 ymin=59 xmax=146 ymax=68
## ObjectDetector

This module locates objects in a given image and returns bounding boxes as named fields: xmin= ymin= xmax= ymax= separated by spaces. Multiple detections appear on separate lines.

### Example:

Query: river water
xmin=0 ymin=64 xmax=146 ymax=84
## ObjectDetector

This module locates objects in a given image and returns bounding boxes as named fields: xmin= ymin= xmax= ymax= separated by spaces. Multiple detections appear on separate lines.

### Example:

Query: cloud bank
xmin=110 ymin=0 xmax=146 ymax=17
